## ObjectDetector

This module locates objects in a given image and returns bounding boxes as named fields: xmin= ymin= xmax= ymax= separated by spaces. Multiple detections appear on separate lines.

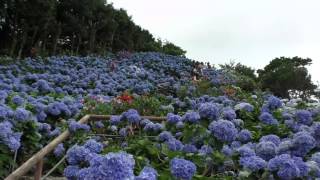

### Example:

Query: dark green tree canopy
xmin=0 ymin=0 xmax=186 ymax=57
xmin=258 ymin=56 xmax=316 ymax=99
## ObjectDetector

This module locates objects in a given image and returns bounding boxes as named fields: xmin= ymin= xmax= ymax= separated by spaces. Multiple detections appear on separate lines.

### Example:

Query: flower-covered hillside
xmin=1 ymin=52 xmax=320 ymax=179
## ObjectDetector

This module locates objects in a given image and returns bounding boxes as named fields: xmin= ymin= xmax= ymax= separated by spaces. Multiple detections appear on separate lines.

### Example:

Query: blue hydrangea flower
xmin=237 ymin=146 xmax=256 ymax=157
xmin=36 ymin=111 xmax=47 ymax=122
xmin=98 ymin=152 xmax=135 ymax=180
xmin=198 ymin=145 xmax=213 ymax=155
xmin=14 ymin=108 xmax=31 ymax=122
xmin=223 ymin=108 xmax=236 ymax=120
xmin=231 ymin=141 xmax=242 ymax=149
xmin=235 ymin=102 xmax=254 ymax=112
xmin=84 ymin=139 xmax=103 ymax=154
xmin=158 ymin=131 xmax=173 ymax=142
xmin=110 ymin=115 xmax=121 ymax=125
xmin=167 ymin=113 xmax=181 ymax=124
xmin=49 ymin=128 xmax=61 ymax=137
xmin=237 ymin=129 xmax=252 ymax=143
xmin=209 ymin=120 xmax=238 ymax=142
xmin=94 ymin=121 xmax=104 ymax=128
xmin=66 ymin=145 xmax=90 ymax=165
xmin=198 ymin=102 xmax=220 ymax=120
xmin=135 ymin=166 xmax=158 ymax=180
xmin=12 ymin=95 xmax=24 ymax=106
xmin=239 ymin=156 xmax=267 ymax=172
xmin=259 ymin=112 xmax=278 ymax=125
xmin=46 ymin=102 xmax=62 ymax=116
xmin=176 ymin=121 xmax=185 ymax=129
xmin=291 ymin=131 xmax=315 ymax=157
xmin=277 ymin=140 xmax=292 ymax=155
xmin=122 ymin=109 xmax=141 ymax=124
xmin=268 ymin=154 xmax=291 ymax=171
xmin=143 ymin=122 xmax=163 ymax=132
xmin=277 ymin=159 xmax=300 ymax=179
xmin=140 ymin=119 xmax=151 ymax=126
xmin=268 ymin=154 xmax=305 ymax=179
xmin=35 ymin=79 xmax=51 ymax=93
xmin=0 ymin=121 xmax=22 ymax=151
xmin=292 ymin=156 xmax=309 ymax=177
xmin=183 ymin=144 xmax=198 ymax=153
xmin=77 ymin=168 xmax=91 ymax=179
xmin=170 ymin=158 xmax=197 ymax=180
xmin=119 ymin=128 xmax=128 ymax=137
xmin=64 ymin=165 xmax=80 ymax=179
xmin=38 ymin=123 xmax=51 ymax=133
xmin=0 ymin=105 xmax=13 ymax=120
xmin=54 ymin=143 xmax=65 ymax=157
xmin=311 ymin=122 xmax=320 ymax=144
xmin=296 ymin=110 xmax=313 ymax=126
xmin=267 ymin=95 xmax=282 ymax=110
xmin=68 ymin=119 xmax=90 ymax=133
xmin=182 ymin=111 xmax=201 ymax=124
xmin=0 ymin=90 xmax=8 ymax=101
xmin=260 ymin=134 xmax=281 ymax=146
xmin=166 ymin=138 xmax=184 ymax=151
xmin=285 ymin=119 xmax=300 ymax=132
xmin=222 ymin=145 xmax=233 ymax=156
xmin=256 ymin=141 xmax=277 ymax=160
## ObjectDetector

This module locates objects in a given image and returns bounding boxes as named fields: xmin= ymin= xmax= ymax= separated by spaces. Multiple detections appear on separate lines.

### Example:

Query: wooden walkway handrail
xmin=88 ymin=114 xmax=166 ymax=122
xmin=5 ymin=114 xmax=166 ymax=180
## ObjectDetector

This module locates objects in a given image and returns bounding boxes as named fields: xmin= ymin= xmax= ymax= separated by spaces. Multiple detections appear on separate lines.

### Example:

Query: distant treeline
xmin=0 ymin=0 xmax=186 ymax=58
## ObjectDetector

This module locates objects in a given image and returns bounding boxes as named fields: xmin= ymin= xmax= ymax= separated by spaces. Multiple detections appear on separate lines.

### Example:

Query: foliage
xmin=258 ymin=57 xmax=317 ymax=99
xmin=220 ymin=62 xmax=258 ymax=92
xmin=0 ymin=0 xmax=186 ymax=57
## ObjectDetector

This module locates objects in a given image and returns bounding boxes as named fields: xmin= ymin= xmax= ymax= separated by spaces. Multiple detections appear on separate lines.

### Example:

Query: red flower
xmin=117 ymin=94 xmax=134 ymax=103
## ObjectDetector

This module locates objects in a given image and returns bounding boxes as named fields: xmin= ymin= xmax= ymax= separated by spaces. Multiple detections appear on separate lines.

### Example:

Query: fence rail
xmin=5 ymin=114 xmax=166 ymax=180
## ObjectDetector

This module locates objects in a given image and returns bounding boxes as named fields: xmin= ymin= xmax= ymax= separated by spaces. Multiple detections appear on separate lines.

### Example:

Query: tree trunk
xmin=88 ymin=21 xmax=97 ymax=54
xmin=70 ymin=33 xmax=76 ymax=55
xmin=30 ymin=26 xmax=39 ymax=46
xmin=18 ymin=24 xmax=28 ymax=59
xmin=9 ymin=29 xmax=18 ymax=57
xmin=52 ymin=23 xmax=61 ymax=55
xmin=76 ymin=34 xmax=82 ymax=55
xmin=40 ymin=19 xmax=50 ymax=53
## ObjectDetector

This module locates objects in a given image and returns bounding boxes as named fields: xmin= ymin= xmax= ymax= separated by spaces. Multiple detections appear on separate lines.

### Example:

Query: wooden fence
xmin=5 ymin=114 xmax=166 ymax=180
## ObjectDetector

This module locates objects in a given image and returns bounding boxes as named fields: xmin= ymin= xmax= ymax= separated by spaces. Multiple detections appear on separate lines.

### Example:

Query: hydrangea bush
xmin=0 ymin=53 xmax=319 ymax=179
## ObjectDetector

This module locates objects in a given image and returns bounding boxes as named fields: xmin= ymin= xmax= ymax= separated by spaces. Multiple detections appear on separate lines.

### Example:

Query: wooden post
xmin=34 ymin=159 xmax=43 ymax=180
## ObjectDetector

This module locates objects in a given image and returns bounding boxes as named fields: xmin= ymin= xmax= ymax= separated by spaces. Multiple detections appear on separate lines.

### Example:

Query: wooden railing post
xmin=34 ymin=159 xmax=43 ymax=180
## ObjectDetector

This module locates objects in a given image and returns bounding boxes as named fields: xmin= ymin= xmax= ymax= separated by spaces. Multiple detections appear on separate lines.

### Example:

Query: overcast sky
xmin=110 ymin=0 xmax=320 ymax=83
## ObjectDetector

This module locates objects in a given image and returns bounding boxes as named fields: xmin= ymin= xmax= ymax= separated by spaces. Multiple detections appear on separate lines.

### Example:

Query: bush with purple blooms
xmin=170 ymin=158 xmax=197 ymax=180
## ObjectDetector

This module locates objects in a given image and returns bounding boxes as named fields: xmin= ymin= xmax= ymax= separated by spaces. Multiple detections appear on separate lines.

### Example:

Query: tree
xmin=258 ymin=57 xmax=317 ymax=99
xmin=0 ymin=0 xmax=186 ymax=57
xmin=161 ymin=42 xmax=186 ymax=57
xmin=219 ymin=62 xmax=258 ymax=92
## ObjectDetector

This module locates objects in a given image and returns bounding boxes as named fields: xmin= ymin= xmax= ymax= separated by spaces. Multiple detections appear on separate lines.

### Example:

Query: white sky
xmin=110 ymin=0 xmax=320 ymax=84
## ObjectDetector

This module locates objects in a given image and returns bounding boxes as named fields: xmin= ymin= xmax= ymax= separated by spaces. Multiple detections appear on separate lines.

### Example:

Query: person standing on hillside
xmin=111 ymin=60 xmax=117 ymax=71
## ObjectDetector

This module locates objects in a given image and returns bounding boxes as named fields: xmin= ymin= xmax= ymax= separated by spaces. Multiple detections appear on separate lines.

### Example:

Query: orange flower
xmin=224 ymin=87 xmax=236 ymax=97
xmin=117 ymin=94 xmax=134 ymax=103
